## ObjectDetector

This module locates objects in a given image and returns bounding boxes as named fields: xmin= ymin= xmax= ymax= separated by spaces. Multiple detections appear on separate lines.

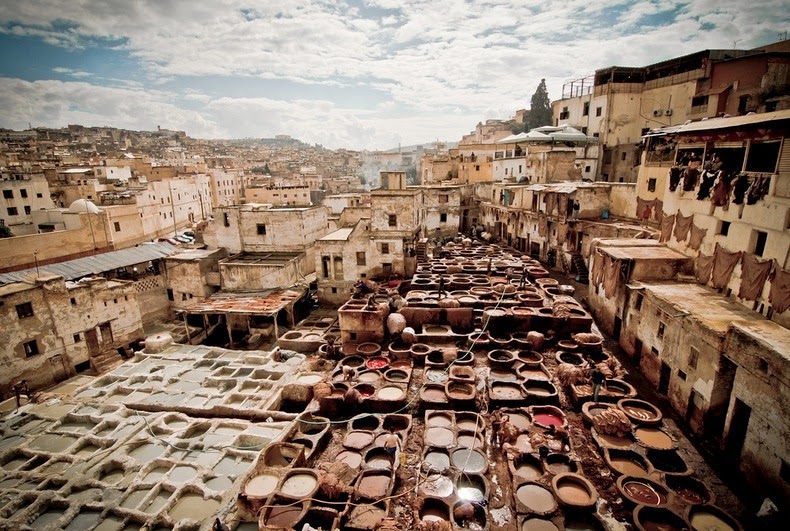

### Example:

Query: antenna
xmin=731 ymin=39 xmax=741 ymax=48
xmin=779 ymin=31 xmax=788 ymax=41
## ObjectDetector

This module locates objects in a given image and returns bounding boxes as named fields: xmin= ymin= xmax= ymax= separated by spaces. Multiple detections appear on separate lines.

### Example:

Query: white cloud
xmin=0 ymin=1 xmax=786 ymax=147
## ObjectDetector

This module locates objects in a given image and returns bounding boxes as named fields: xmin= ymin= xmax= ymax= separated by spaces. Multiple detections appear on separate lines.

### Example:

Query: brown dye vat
xmin=619 ymin=399 xmax=661 ymax=423
xmin=516 ymin=484 xmax=557 ymax=514
xmin=646 ymin=449 xmax=688 ymax=474
xmin=456 ymin=414 xmax=482 ymax=431
xmin=420 ymin=499 xmax=450 ymax=523
xmin=519 ymin=367 xmax=549 ymax=380
xmin=425 ymin=427 xmax=455 ymax=448
xmin=426 ymin=412 xmax=453 ymax=427
xmin=264 ymin=503 xmax=306 ymax=528
xmin=620 ymin=478 xmax=668 ymax=507
xmin=446 ymin=381 xmax=475 ymax=401
xmin=635 ymin=427 xmax=673 ymax=450
xmin=607 ymin=449 xmax=649 ymax=476
xmin=633 ymin=506 xmax=688 ymax=531
xmin=358 ymin=473 xmax=390 ymax=499
xmin=491 ymin=382 xmax=524 ymax=400
xmin=523 ymin=380 xmax=556 ymax=397
xmin=514 ymin=455 xmax=543 ymax=480
xmin=382 ymin=414 xmax=410 ymax=432
xmin=597 ymin=431 xmax=634 ymax=448
xmin=545 ymin=454 xmax=576 ymax=474
xmin=350 ymin=415 xmax=380 ymax=431
xmin=507 ymin=413 xmax=531 ymax=431
xmin=457 ymin=432 xmax=484 ymax=449
xmin=421 ymin=385 xmax=447 ymax=403
xmin=336 ymin=451 xmax=363 ymax=469
xmin=521 ymin=518 xmax=560 ymax=531
xmin=688 ymin=506 xmax=739 ymax=531
xmin=665 ymin=475 xmax=710 ymax=505
xmin=344 ymin=431 xmax=375 ymax=450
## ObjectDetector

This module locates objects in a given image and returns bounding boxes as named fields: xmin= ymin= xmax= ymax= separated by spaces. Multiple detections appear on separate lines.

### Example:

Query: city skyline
xmin=0 ymin=0 xmax=786 ymax=149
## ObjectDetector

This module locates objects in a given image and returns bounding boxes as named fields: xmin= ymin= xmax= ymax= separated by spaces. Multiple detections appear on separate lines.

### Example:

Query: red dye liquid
xmin=366 ymin=358 xmax=389 ymax=370
xmin=534 ymin=413 xmax=563 ymax=428
xmin=357 ymin=387 xmax=374 ymax=397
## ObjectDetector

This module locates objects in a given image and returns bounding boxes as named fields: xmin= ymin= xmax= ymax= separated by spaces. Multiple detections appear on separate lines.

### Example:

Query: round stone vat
xmin=343 ymin=431 xmax=375 ymax=450
xmin=604 ymin=448 xmax=651 ymax=477
xmin=556 ymin=340 xmax=578 ymax=351
xmin=522 ymin=379 xmax=558 ymax=401
xmin=516 ymin=349 xmax=543 ymax=367
xmin=687 ymin=504 xmax=742 ymax=531
xmin=425 ymin=411 xmax=453 ymax=428
xmin=513 ymin=453 xmax=544 ymax=481
xmin=488 ymin=349 xmax=517 ymax=368
xmin=581 ymin=402 xmax=615 ymax=425
xmin=515 ymin=482 xmax=557 ymax=515
xmin=665 ymin=474 xmax=713 ymax=505
xmin=490 ymin=381 xmax=524 ymax=401
xmin=552 ymin=472 xmax=598 ymax=509
xmin=341 ymin=356 xmax=365 ymax=369
xmin=456 ymin=473 xmax=488 ymax=503
xmin=279 ymin=469 xmax=319 ymax=499
xmin=617 ymin=476 xmax=670 ymax=507
xmin=531 ymin=406 xmax=566 ymax=429
xmin=634 ymin=427 xmax=675 ymax=451
xmin=544 ymin=453 xmax=578 ymax=475
xmin=646 ymin=449 xmax=689 ymax=474
xmin=425 ymin=426 xmax=455 ymax=449
xmin=419 ymin=498 xmax=450 ymax=524
xmin=420 ymin=383 xmax=447 ymax=405
xmin=520 ymin=518 xmax=559 ymax=531
xmin=451 ymin=448 xmax=488 ymax=474
xmin=384 ymin=368 xmax=409 ymax=383
xmin=451 ymin=500 xmax=488 ymax=529
xmin=449 ymin=365 xmax=476 ymax=382
xmin=261 ymin=499 xmax=308 ymax=530
xmin=633 ymin=506 xmax=689 ymax=531
xmin=555 ymin=351 xmax=584 ymax=366
xmin=365 ymin=356 xmax=389 ymax=370
xmin=382 ymin=414 xmax=410 ymax=432
xmin=618 ymin=399 xmax=663 ymax=425
xmin=445 ymin=381 xmax=476 ymax=401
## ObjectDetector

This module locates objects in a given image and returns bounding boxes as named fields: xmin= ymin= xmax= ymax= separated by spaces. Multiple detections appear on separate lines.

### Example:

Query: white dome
xmin=68 ymin=199 xmax=99 ymax=214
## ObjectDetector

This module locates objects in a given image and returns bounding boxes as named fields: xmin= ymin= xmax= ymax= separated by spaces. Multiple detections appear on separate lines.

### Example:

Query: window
xmin=559 ymin=106 xmax=569 ymax=120
xmin=388 ymin=214 xmax=397 ymax=227
xmin=678 ymin=370 xmax=687 ymax=381
xmin=634 ymin=292 xmax=643 ymax=311
xmin=114 ymin=222 xmax=121 ymax=232
xmin=691 ymin=95 xmax=709 ymax=107
xmin=24 ymin=206 xmax=31 ymax=215
xmin=73 ymin=333 xmax=82 ymax=343
xmin=585 ymin=165 xmax=591 ymax=173
xmin=16 ymin=302 xmax=33 ymax=319
xmin=596 ymin=107 xmax=602 ymax=117
xmin=647 ymin=178 xmax=656 ymax=192
xmin=440 ymin=213 xmax=447 ymax=223
xmin=257 ymin=224 xmax=267 ymax=235
xmin=751 ymin=230 xmax=767 ymax=257
xmin=331 ymin=287 xmax=337 ymax=294
xmin=20 ymin=189 xmax=28 ymax=198
xmin=7 ymin=207 xmax=18 ymax=216
xmin=382 ymin=263 xmax=392 ymax=275
xmin=2 ymin=190 xmax=12 ymax=199
xmin=70 ymin=297 xmax=77 ymax=305
xmin=581 ymin=127 xmax=587 ymax=135
xmin=223 ymin=213 xmax=230 ymax=227
xmin=738 ymin=95 xmax=749 ymax=114
xmin=688 ymin=347 xmax=699 ymax=369
xmin=182 ymin=293 xmax=187 ymax=301
xmin=356 ymin=252 xmax=366 ymax=266
xmin=745 ymin=141 xmax=781 ymax=173
xmin=36 ymin=193 xmax=43 ymax=198
xmin=381 ymin=243 xmax=390 ymax=254
xmin=781 ymin=460 xmax=790 ymax=483
xmin=475 ymin=165 xmax=480 ymax=171
xmin=757 ymin=358 xmax=768 ymax=374
xmin=23 ymin=340 xmax=39 ymax=357
xmin=166 ymin=289 xmax=174 ymax=301
xmin=718 ymin=221 xmax=730 ymax=236
xmin=583 ymin=102 xmax=590 ymax=116
xmin=439 ymin=194 xmax=448 ymax=203
xmin=651 ymin=347 xmax=659 ymax=357
xmin=657 ymin=322 xmax=665 ymax=339
xmin=621 ymin=152 xmax=627 ymax=161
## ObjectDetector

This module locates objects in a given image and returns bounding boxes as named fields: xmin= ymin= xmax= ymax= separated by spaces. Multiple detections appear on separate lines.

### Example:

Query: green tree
xmin=528 ymin=79 xmax=552 ymax=130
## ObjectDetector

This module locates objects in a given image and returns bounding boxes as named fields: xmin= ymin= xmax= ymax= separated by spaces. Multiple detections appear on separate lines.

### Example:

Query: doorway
xmin=658 ymin=362 xmax=671 ymax=394
xmin=725 ymin=398 xmax=751 ymax=459
xmin=633 ymin=339 xmax=643 ymax=363
xmin=613 ymin=316 xmax=622 ymax=341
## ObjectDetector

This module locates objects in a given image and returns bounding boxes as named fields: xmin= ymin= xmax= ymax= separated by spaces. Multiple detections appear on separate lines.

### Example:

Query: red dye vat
xmin=533 ymin=413 xmax=563 ymax=428
xmin=366 ymin=357 xmax=389 ymax=370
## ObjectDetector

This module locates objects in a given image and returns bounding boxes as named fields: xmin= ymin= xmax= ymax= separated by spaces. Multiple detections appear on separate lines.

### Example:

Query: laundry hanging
xmin=654 ymin=201 xmax=663 ymax=223
xmin=591 ymin=250 xmax=606 ymax=287
xmin=538 ymin=216 xmax=548 ymax=237
xmin=673 ymin=211 xmax=693 ymax=243
xmin=688 ymin=224 xmax=707 ymax=250
xmin=746 ymin=175 xmax=771 ymax=205
xmin=660 ymin=213 xmax=675 ymax=243
xmin=602 ymin=255 xmax=621 ymax=298
xmin=711 ymin=172 xmax=734 ymax=210
xmin=769 ymin=267 xmax=790 ymax=314
xmin=731 ymin=173 xmax=750 ymax=205
xmin=697 ymin=170 xmax=718 ymax=200
xmin=711 ymin=243 xmax=743 ymax=290
xmin=557 ymin=222 xmax=568 ymax=245
xmin=696 ymin=253 xmax=714 ymax=285
xmin=738 ymin=254 xmax=774 ymax=301
xmin=682 ymin=167 xmax=700 ymax=192
xmin=668 ymin=167 xmax=682 ymax=192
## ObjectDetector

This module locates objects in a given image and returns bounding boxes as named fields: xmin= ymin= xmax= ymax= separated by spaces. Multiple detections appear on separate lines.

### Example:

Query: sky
xmin=0 ymin=1 xmax=786 ymax=150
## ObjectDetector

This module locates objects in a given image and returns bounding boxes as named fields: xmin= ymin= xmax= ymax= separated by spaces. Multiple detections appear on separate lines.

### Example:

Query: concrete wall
xmin=607 ymin=183 xmax=639 ymax=218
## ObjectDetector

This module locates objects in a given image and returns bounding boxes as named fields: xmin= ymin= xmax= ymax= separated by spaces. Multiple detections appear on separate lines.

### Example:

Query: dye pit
xmin=0 ymin=242 xmax=748 ymax=530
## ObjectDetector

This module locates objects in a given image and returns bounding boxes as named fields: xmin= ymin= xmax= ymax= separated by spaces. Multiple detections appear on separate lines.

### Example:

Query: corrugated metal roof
xmin=649 ymin=109 xmax=790 ymax=136
xmin=0 ymin=242 xmax=179 ymax=285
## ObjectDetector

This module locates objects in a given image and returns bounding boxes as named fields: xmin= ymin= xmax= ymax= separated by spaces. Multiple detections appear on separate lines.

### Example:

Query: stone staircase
xmin=416 ymin=238 xmax=428 ymax=262
xmin=91 ymin=350 xmax=125 ymax=374
xmin=570 ymin=252 xmax=589 ymax=284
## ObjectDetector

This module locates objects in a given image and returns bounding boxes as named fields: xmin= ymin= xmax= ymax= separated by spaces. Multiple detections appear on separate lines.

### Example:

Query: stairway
xmin=570 ymin=252 xmax=589 ymax=284
xmin=91 ymin=350 xmax=125 ymax=374
xmin=416 ymin=238 xmax=428 ymax=262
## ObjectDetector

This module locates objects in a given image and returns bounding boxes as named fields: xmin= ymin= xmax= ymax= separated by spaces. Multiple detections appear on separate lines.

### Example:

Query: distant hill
xmin=381 ymin=141 xmax=457 ymax=154
xmin=223 ymin=137 xmax=310 ymax=148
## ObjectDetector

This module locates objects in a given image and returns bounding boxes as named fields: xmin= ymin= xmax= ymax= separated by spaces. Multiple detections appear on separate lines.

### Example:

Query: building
xmin=553 ymin=42 xmax=790 ymax=183
xmin=245 ymin=184 xmax=312 ymax=206
xmin=0 ymin=273 xmax=144 ymax=397
xmin=0 ymin=171 xmax=56 ymax=235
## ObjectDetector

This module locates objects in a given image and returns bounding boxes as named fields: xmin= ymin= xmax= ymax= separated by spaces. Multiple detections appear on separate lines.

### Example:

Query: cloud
xmin=0 ymin=1 xmax=786 ymax=147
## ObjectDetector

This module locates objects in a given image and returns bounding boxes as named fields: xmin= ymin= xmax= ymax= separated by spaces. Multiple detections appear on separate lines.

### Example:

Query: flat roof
xmin=729 ymin=321 xmax=790 ymax=361
xmin=178 ymin=287 xmax=306 ymax=316
xmin=319 ymin=228 xmax=354 ymax=241
xmin=601 ymin=246 xmax=689 ymax=261
xmin=641 ymin=282 xmax=763 ymax=335
xmin=220 ymin=252 xmax=302 ymax=266
xmin=596 ymin=238 xmax=662 ymax=247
